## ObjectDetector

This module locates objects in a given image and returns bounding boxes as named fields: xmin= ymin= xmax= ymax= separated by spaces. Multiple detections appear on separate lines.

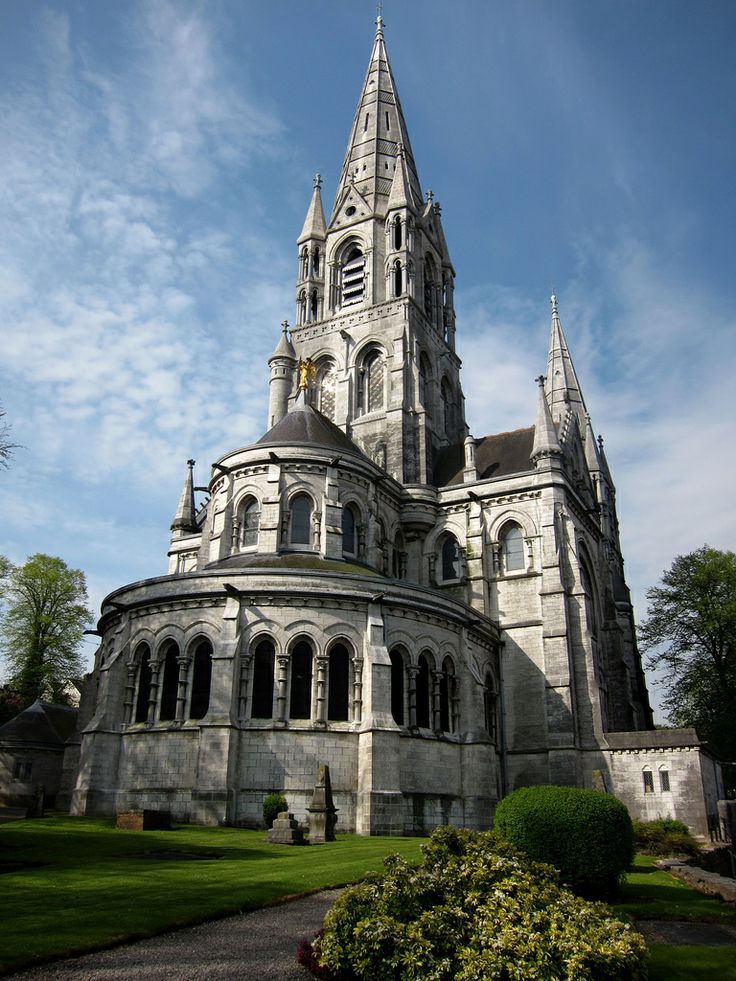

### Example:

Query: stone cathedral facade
xmin=70 ymin=21 xmax=723 ymax=836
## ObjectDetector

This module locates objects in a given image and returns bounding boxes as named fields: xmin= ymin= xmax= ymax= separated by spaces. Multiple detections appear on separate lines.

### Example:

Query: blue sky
xmin=1 ymin=1 xmax=734 ymax=720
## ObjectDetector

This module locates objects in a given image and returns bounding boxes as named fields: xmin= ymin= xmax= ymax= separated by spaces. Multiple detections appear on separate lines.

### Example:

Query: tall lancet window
xmin=341 ymin=247 xmax=365 ymax=306
xmin=393 ymin=216 xmax=402 ymax=250
xmin=317 ymin=359 xmax=337 ymax=421
xmin=424 ymin=255 xmax=437 ymax=321
xmin=364 ymin=350 xmax=385 ymax=413
xmin=393 ymin=260 xmax=402 ymax=297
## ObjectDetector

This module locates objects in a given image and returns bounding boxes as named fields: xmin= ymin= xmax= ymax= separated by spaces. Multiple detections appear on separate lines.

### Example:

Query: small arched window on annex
xmin=658 ymin=765 xmax=671 ymax=793
xmin=389 ymin=647 xmax=407 ymax=726
xmin=189 ymin=638 xmax=213 ymax=720
xmin=238 ymin=495 xmax=260 ymax=550
xmin=415 ymin=652 xmax=432 ymax=729
xmin=327 ymin=641 xmax=351 ymax=722
xmin=439 ymin=532 xmax=462 ymax=583
xmin=357 ymin=346 xmax=386 ymax=415
xmin=439 ymin=656 xmax=457 ymax=733
xmin=642 ymin=766 xmax=655 ymax=795
xmin=342 ymin=502 xmax=359 ymax=558
xmin=289 ymin=639 xmax=313 ymax=720
xmin=133 ymin=642 xmax=152 ymax=723
xmin=341 ymin=245 xmax=365 ymax=307
xmin=483 ymin=669 xmax=498 ymax=744
xmin=251 ymin=637 xmax=276 ymax=720
xmin=500 ymin=521 xmax=526 ymax=574
xmin=289 ymin=492 xmax=314 ymax=548
xmin=158 ymin=639 xmax=180 ymax=722
xmin=423 ymin=254 xmax=437 ymax=322
xmin=316 ymin=358 xmax=337 ymax=421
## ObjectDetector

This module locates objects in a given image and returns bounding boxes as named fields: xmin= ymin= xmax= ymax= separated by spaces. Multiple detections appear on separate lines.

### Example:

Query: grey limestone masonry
xmin=67 ymin=20 xmax=723 ymax=839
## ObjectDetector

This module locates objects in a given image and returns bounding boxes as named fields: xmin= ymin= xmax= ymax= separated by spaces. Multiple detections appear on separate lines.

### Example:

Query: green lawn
xmin=0 ymin=816 xmax=424 ymax=973
xmin=3 ymin=822 xmax=735 ymax=978
xmin=613 ymin=855 xmax=736 ymax=981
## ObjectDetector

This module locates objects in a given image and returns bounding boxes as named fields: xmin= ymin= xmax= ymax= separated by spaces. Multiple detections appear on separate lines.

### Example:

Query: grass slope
xmin=0 ymin=817 xmax=424 ymax=973
xmin=615 ymin=854 xmax=736 ymax=924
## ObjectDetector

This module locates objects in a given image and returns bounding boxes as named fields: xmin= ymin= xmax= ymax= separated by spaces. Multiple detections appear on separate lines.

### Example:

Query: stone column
xmin=174 ymin=654 xmax=191 ymax=723
xmin=123 ymin=661 xmax=136 ymax=725
xmin=352 ymin=656 xmax=364 ymax=724
xmin=147 ymin=659 xmax=162 ymax=724
xmin=315 ymin=656 xmax=328 ymax=727
xmin=276 ymin=656 xmax=289 ymax=724
xmin=407 ymin=665 xmax=418 ymax=729
xmin=432 ymin=670 xmax=442 ymax=732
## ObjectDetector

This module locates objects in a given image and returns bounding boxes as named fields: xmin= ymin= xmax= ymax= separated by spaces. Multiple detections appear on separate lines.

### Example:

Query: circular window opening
xmin=345 ymin=206 xmax=356 ymax=217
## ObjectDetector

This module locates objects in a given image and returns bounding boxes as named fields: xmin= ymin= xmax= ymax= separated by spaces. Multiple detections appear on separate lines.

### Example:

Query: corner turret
xmin=296 ymin=174 xmax=327 ymax=326
xmin=171 ymin=459 xmax=198 ymax=536
xmin=268 ymin=321 xmax=297 ymax=428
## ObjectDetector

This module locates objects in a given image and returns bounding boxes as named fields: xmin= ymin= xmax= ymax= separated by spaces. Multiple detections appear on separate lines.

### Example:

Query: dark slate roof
xmin=206 ymin=552 xmax=383 ymax=577
xmin=605 ymin=728 xmax=702 ymax=750
xmin=434 ymin=427 xmax=535 ymax=487
xmin=256 ymin=402 xmax=365 ymax=456
xmin=0 ymin=700 xmax=78 ymax=747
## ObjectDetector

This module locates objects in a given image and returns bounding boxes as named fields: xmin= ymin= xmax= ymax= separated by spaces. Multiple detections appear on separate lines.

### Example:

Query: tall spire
xmin=171 ymin=459 xmax=197 ymax=534
xmin=331 ymin=19 xmax=422 ymax=221
xmin=544 ymin=294 xmax=586 ymax=423
xmin=298 ymin=173 xmax=327 ymax=244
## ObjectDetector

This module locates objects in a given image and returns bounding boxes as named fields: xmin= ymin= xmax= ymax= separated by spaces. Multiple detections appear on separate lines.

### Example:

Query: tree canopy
xmin=0 ymin=554 xmax=94 ymax=706
xmin=639 ymin=545 xmax=736 ymax=788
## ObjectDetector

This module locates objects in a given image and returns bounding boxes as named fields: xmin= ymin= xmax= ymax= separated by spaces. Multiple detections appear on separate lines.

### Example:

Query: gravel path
xmin=6 ymin=889 xmax=343 ymax=981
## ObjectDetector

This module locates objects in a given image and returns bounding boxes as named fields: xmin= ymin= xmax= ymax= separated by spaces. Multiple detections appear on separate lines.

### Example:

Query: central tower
xmin=280 ymin=18 xmax=467 ymax=484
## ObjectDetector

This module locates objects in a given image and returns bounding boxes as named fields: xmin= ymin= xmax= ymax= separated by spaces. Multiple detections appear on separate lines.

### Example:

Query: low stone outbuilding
xmin=0 ymin=700 xmax=79 ymax=812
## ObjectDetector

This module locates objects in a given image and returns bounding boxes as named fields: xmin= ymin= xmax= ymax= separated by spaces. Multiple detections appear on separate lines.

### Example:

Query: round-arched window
xmin=290 ymin=494 xmax=312 ymax=546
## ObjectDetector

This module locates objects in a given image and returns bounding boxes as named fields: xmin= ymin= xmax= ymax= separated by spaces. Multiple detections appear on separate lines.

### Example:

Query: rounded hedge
xmin=310 ymin=826 xmax=647 ymax=980
xmin=262 ymin=792 xmax=287 ymax=829
xmin=494 ymin=785 xmax=634 ymax=899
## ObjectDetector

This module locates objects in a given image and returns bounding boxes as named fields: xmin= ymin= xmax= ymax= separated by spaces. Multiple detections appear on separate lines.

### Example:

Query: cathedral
xmin=69 ymin=20 xmax=723 ymax=837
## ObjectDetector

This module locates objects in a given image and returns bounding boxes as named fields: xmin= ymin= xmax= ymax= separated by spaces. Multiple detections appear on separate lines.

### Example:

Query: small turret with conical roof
xmin=268 ymin=321 xmax=297 ymax=429
xmin=531 ymin=375 xmax=562 ymax=467
xmin=171 ymin=459 xmax=197 ymax=536
xmin=296 ymin=174 xmax=327 ymax=326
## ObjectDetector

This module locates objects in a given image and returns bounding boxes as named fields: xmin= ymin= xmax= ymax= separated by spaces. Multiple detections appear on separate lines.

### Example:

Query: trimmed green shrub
xmin=312 ymin=826 xmax=648 ymax=981
xmin=633 ymin=818 xmax=701 ymax=857
xmin=263 ymin=792 xmax=287 ymax=829
xmin=494 ymin=785 xmax=634 ymax=899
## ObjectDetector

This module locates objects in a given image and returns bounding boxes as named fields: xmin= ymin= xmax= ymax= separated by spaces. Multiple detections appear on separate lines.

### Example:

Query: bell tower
xmin=282 ymin=17 xmax=466 ymax=483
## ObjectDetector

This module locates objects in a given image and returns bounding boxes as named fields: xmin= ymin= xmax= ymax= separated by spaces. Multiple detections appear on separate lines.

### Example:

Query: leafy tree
xmin=0 ymin=554 xmax=93 ymax=706
xmin=639 ymin=545 xmax=736 ymax=791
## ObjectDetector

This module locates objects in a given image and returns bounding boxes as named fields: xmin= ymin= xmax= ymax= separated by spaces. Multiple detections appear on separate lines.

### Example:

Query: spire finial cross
xmin=376 ymin=1 xmax=384 ymax=35
xmin=281 ymin=320 xmax=290 ymax=334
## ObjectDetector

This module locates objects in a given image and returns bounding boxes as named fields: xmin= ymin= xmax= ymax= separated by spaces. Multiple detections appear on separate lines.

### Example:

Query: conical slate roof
xmin=298 ymin=174 xmax=327 ymax=244
xmin=256 ymin=398 xmax=366 ymax=456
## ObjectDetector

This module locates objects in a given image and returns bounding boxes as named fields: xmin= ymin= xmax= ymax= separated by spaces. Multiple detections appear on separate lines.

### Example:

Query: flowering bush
xmin=310 ymin=826 xmax=648 ymax=980
xmin=494 ymin=786 xmax=634 ymax=899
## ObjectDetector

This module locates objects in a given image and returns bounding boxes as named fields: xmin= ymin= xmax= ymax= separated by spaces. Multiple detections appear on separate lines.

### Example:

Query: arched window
xmin=239 ymin=498 xmax=260 ymax=549
xmin=418 ymin=352 xmax=430 ymax=408
xmin=501 ymin=523 xmax=525 ymax=573
xmin=341 ymin=246 xmax=365 ymax=306
xmin=309 ymin=289 xmax=318 ymax=321
xmin=416 ymin=653 xmax=431 ymax=728
xmin=313 ymin=247 xmax=320 ymax=276
xmin=297 ymin=290 xmax=307 ymax=325
xmin=393 ymin=531 xmax=405 ymax=579
xmin=441 ymin=378 xmax=452 ymax=433
xmin=440 ymin=657 xmax=456 ymax=732
xmin=317 ymin=359 xmax=337 ymax=421
xmin=290 ymin=641 xmax=313 ymax=720
xmin=342 ymin=504 xmax=357 ymax=556
xmin=158 ymin=641 xmax=179 ymax=722
xmin=390 ymin=649 xmax=405 ymax=725
xmin=189 ymin=640 xmax=212 ymax=720
xmin=659 ymin=767 xmax=671 ymax=793
xmin=484 ymin=671 xmax=498 ymax=743
xmin=328 ymin=643 xmax=350 ymax=722
xmin=251 ymin=639 xmax=275 ymax=719
xmin=579 ymin=560 xmax=599 ymax=639
xmin=393 ymin=216 xmax=402 ymax=250
xmin=393 ymin=260 xmax=402 ymax=297
xmin=642 ymin=767 xmax=654 ymax=795
xmin=363 ymin=349 xmax=385 ymax=413
xmin=423 ymin=255 xmax=436 ymax=321
xmin=290 ymin=494 xmax=313 ymax=547
xmin=440 ymin=534 xmax=461 ymax=581
xmin=300 ymin=247 xmax=309 ymax=280
xmin=134 ymin=643 xmax=152 ymax=723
